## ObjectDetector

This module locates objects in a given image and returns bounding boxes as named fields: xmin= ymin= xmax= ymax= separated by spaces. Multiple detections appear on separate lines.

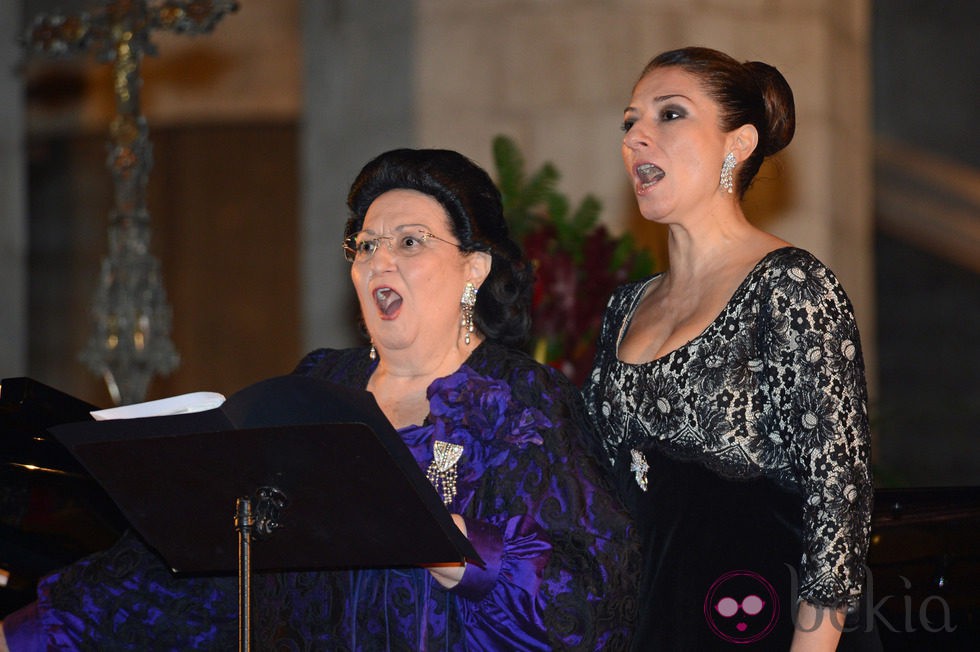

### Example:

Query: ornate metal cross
xmin=25 ymin=1 xmax=238 ymax=405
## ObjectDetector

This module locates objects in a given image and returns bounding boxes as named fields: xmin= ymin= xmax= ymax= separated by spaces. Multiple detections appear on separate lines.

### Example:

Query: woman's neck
xmin=661 ymin=208 xmax=784 ymax=288
xmin=367 ymin=336 xmax=483 ymax=428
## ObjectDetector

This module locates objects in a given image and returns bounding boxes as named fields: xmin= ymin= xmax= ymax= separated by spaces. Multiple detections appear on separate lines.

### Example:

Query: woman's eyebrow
xmin=391 ymin=223 xmax=430 ymax=232
xmin=623 ymin=93 xmax=692 ymax=113
xmin=654 ymin=93 xmax=690 ymax=103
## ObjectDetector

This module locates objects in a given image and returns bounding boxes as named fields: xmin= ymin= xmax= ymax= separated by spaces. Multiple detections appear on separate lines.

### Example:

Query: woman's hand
xmin=426 ymin=513 xmax=468 ymax=589
xmin=790 ymin=602 xmax=845 ymax=651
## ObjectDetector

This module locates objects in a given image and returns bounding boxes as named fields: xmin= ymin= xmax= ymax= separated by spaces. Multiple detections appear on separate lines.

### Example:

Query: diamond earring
xmin=461 ymin=282 xmax=477 ymax=345
xmin=720 ymin=152 xmax=736 ymax=194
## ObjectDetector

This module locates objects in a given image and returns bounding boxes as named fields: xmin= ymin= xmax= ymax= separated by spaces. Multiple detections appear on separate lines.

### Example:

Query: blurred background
xmin=4 ymin=0 xmax=975 ymax=487
xmin=0 ymin=1 xmax=977 ymax=645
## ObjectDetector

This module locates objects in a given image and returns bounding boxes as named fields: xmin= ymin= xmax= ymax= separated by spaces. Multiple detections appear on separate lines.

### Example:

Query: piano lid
xmin=0 ymin=377 xmax=99 ymax=476
xmin=1 ymin=379 xmax=127 ymax=619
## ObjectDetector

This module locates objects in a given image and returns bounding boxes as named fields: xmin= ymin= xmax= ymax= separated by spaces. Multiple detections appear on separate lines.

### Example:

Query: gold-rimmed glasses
xmin=342 ymin=227 xmax=461 ymax=263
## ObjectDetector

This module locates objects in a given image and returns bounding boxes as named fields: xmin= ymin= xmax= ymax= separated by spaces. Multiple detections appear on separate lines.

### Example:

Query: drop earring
xmin=369 ymin=343 xmax=376 ymax=360
xmin=720 ymin=152 xmax=736 ymax=194
xmin=461 ymin=282 xmax=477 ymax=345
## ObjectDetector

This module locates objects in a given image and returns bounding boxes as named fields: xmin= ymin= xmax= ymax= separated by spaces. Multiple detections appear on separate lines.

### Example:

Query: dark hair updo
xmin=639 ymin=46 xmax=796 ymax=198
xmin=346 ymin=148 xmax=533 ymax=347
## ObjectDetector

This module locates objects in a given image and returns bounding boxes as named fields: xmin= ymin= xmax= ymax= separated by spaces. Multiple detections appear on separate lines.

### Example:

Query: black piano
xmin=0 ymin=377 xmax=127 ymax=617
xmin=867 ymin=486 xmax=980 ymax=650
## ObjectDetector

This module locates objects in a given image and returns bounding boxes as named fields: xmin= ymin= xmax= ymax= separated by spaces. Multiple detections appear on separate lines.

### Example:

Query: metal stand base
xmin=235 ymin=487 xmax=287 ymax=652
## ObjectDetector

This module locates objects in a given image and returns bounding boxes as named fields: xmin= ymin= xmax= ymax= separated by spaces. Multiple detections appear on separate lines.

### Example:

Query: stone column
xmin=0 ymin=1 xmax=26 ymax=376
xmin=300 ymin=0 xmax=415 ymax=350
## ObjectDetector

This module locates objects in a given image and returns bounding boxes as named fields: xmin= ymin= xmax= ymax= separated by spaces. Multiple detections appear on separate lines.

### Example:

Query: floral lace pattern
xmin=584 ymin=247 xmax=873 ymax=608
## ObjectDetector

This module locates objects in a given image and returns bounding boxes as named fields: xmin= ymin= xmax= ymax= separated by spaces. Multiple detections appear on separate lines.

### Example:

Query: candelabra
xmin=26 ymin=0 xmax=238 ymax=404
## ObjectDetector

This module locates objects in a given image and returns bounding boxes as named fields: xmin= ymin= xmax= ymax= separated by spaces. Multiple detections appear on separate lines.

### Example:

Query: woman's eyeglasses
xmin=342 ymin=228 xmax=461 ymax=263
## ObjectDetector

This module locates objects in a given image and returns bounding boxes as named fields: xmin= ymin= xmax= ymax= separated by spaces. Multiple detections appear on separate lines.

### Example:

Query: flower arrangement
xmin=492 ymin=135 xmax=654 ymax=385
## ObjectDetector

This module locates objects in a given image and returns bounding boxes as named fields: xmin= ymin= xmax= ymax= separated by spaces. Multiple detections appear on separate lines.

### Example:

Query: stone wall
xmin=412 ymin=0 xmax=875 ymax=386
xmin=8 ymin=0 xmax=875 ymax=398
xmin=23 ymin=0 xmax=301 ymax=130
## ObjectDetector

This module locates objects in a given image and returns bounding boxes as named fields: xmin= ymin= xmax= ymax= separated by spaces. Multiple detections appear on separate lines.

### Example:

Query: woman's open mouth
xmin=636 ymin=163 xmax=665 ymax=189
xmin=374 ymin=287 xmax=403 ymax=319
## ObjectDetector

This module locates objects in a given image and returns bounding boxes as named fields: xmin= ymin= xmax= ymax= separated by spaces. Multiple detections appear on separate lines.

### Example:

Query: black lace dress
xmin=584 ymin=248 xmax=878 ymax=650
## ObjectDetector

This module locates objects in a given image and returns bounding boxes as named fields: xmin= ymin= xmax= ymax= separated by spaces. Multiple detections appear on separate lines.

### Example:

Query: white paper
xmin=90 ymin=392 xmax=226 ymax=421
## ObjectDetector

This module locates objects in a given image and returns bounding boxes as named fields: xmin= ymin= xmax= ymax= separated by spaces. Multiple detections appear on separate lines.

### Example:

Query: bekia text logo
xmin=704 ymin=565 xmax=958 ymax=643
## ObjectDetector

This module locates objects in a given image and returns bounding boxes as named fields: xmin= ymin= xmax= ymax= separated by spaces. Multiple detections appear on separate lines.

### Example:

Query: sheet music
xmin=90 ymin=392 xmax=226 ymax=420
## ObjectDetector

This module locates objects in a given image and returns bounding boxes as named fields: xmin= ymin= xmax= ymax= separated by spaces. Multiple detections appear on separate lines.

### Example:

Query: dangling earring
xmin=369 ymin=343 xmax=377 ymax=360
xmin=720 ymin=151 xmax=736 ymax=194
xmin=461 ymin=282 xmax=477 ymax=345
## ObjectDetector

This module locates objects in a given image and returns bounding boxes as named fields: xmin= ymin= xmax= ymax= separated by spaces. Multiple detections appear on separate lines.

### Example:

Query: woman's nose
xmin=624 ymin=123 xmax=650 ymax=149
xmin=369 ymin=240 xmax=397 ymax=269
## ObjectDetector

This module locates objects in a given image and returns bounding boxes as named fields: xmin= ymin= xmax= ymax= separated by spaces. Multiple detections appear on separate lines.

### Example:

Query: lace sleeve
xmin=761 ymin=252 xmax=873 ymax=608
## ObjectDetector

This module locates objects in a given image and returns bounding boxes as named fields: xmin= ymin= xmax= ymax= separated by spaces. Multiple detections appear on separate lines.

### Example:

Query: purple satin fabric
xmin=3 ymin=603 xmax=42 ymax=651
xmin=4 ymin=348 xmax=638 ymax=650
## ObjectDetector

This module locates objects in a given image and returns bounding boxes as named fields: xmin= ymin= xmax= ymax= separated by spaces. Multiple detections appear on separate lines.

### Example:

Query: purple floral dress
xmin=5 ymin=343 xmax=638 ymax=651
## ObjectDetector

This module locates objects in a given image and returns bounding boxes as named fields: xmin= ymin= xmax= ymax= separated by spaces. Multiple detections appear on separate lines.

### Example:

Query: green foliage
xmin=491 ymin=134 xmax=654 ymax=383
xmin=493 ymin=135 xmax=561 ymax=240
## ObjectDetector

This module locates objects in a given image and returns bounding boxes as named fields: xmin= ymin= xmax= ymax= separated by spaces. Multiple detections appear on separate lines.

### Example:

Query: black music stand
xmin=50 ymin=375 xmax=479 ymax=651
